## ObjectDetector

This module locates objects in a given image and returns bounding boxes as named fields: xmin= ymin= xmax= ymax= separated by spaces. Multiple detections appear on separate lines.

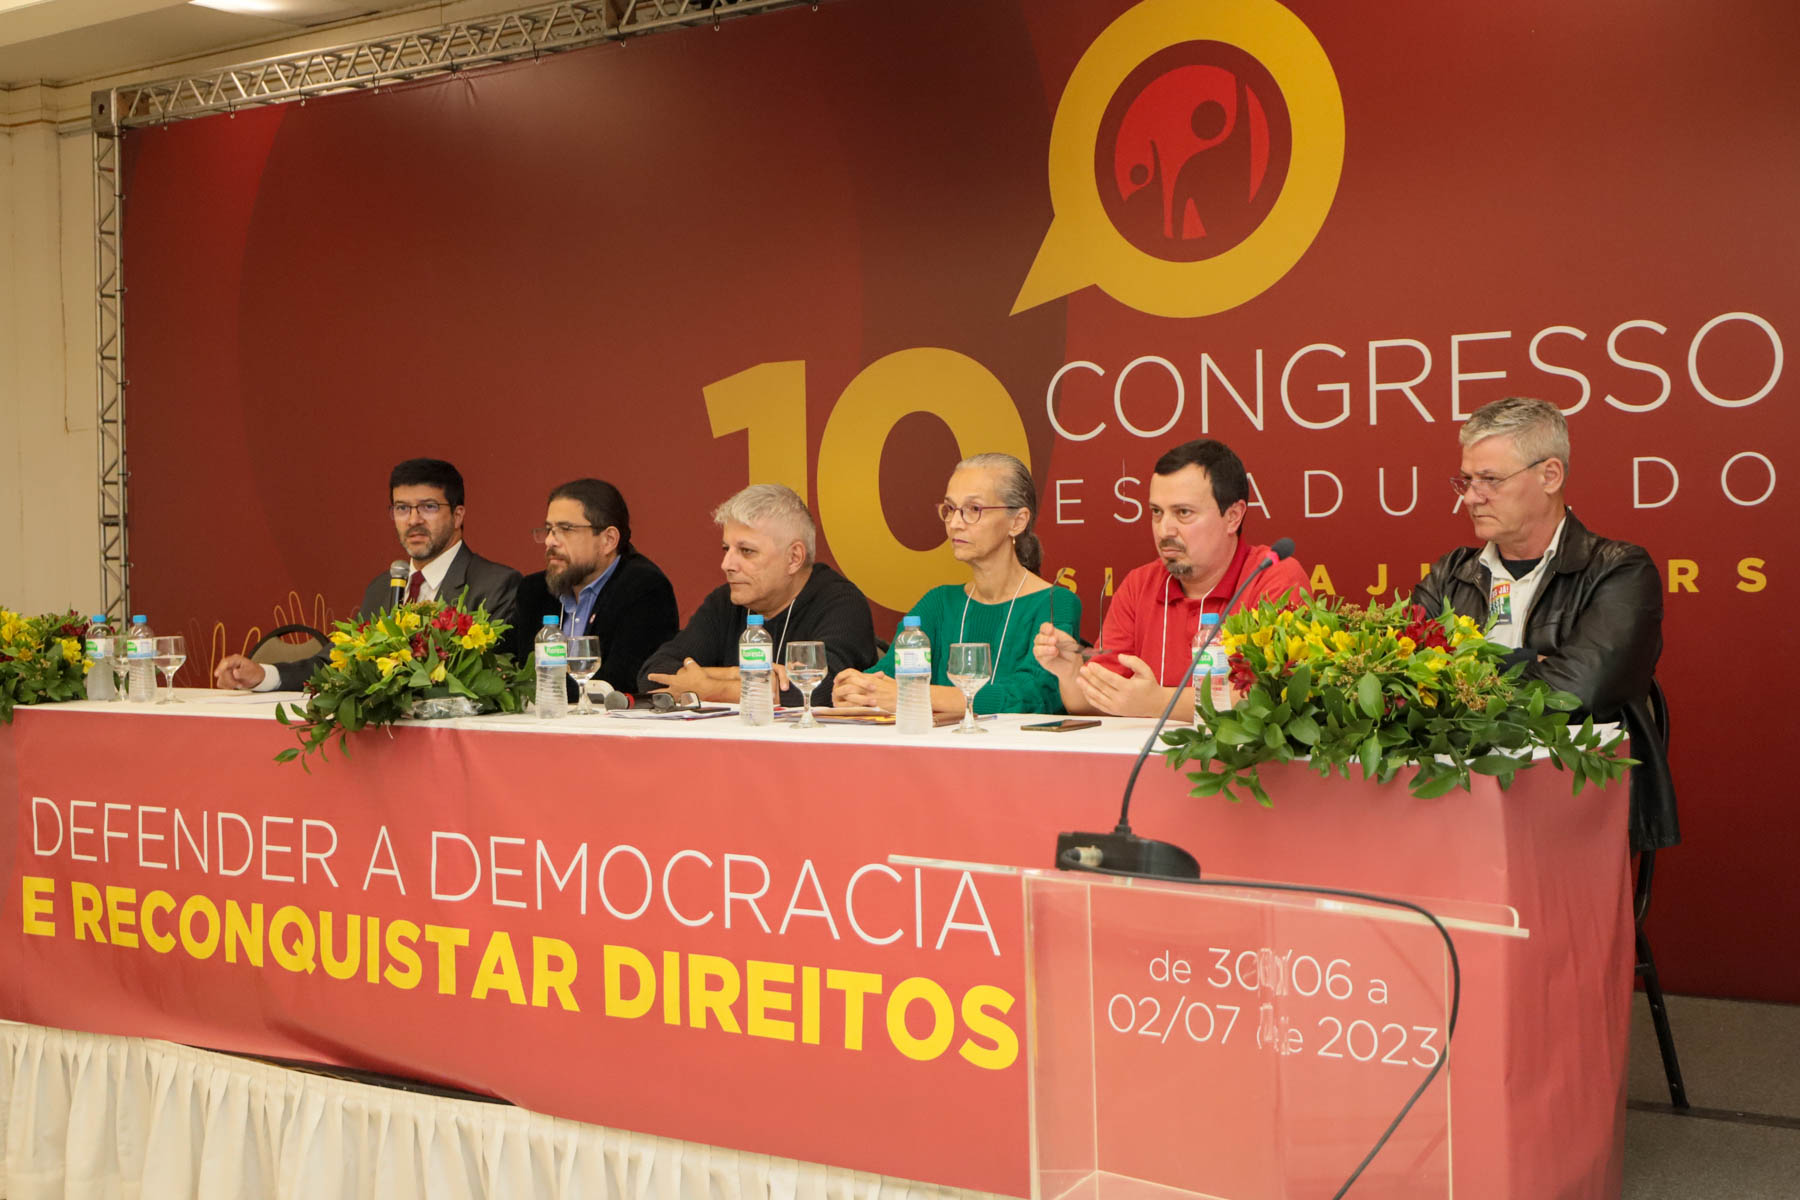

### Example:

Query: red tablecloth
xmin=0 ymin=703 xmax=1631 ymax=1197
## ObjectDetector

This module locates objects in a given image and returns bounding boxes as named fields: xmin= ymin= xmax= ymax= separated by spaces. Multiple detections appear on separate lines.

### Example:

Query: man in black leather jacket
xmin=1414 ymin=396 xmax=1677 ymax=851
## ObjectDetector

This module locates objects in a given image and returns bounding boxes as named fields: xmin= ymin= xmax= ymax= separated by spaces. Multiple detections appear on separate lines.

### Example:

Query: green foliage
xmin=0 ymin=609 xmax=93 ymax=723
xmin=1164 ymin=595 xmax=1635 ymax=805
xmin=276 ymin=595 xmax=529 ymax=767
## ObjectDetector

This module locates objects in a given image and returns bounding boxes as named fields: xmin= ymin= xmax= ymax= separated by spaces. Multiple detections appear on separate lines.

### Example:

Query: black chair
xmin=1634 ymin=680 xmax=1688 ymax=1109
xmin=249 ymin=624 xmax=330 ymax=667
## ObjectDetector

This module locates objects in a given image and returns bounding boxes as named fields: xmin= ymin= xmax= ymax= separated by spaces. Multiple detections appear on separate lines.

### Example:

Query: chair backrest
xmin=1647 ymin=677 xmax=1670 ymax=751
xmin=250 ymin=624 xmax=329 ymax=665
xmin=1635 ymin=678 xmax=1672 ymax=923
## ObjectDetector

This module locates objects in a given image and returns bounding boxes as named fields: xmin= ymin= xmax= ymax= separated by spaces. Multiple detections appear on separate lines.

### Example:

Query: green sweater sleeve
xmin=970 ymin=585 xmax=1081 ymax=715
xmin=868 ymin=587 xmax=947 ymax=677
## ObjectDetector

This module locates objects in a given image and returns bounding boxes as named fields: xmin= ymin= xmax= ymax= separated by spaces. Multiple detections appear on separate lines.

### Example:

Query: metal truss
xmin=90 ymin=0 xmax=820 ymax=619
xmin=95 ymin=0 xmax=819 ymax=131
xmin=93 ymin=117 xmax=129 ymax=622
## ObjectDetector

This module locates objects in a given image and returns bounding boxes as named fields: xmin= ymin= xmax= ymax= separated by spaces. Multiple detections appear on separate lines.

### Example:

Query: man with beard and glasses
xmin=213 ymin=458 xmax=522 ymax=692
xmin=1033 ymin=439 xmax=1309 ymax=718
xmin=511 ymin=478 xmax=678 ymax=695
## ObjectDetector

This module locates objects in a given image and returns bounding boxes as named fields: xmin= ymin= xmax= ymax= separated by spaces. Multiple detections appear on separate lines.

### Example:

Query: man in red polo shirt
xmin=1033 ymin=439 xmax=1309 ymax=717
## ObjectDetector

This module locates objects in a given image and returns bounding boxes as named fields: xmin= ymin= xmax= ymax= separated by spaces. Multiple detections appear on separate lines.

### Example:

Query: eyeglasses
xmin=390 ymin=501 xmax=448 ymax=519
xmin=530 ymin=522 xmax=598 ymax=543
xmin=936 ymin=501 xmax=1020 ymax=525
xmin=1449 ymin=458 xmax=1548 ymax=499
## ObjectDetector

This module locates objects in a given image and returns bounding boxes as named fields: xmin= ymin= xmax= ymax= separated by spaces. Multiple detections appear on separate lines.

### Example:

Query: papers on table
xmin=610 ymin=706 xmax=737 ymax=721
xmin=774 ymin=707 xmax=996 ymax=727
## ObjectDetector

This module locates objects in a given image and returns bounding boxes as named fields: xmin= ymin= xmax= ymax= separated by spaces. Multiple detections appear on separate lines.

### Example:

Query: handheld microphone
xmin=1056 ymin=537 xmax=1296 ymax=879
xmin=388 ymin=560 xmax=409 ymax=601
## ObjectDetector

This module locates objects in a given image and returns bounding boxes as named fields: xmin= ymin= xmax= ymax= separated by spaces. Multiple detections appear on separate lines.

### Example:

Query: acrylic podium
xmin=899 ymin=857 xmax=1524 ymax=1200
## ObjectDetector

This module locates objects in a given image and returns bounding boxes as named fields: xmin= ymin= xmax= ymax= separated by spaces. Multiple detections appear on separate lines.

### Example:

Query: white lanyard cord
xmin=960 ymin=572 xmax=1028 ymax=666
xmin=1162 ymin=560 xmax=1235 ymax=685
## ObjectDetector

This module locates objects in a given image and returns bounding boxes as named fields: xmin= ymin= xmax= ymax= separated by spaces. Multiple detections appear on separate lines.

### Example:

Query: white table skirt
xmin=0 ymin=1024 xmax=993 ymax=1200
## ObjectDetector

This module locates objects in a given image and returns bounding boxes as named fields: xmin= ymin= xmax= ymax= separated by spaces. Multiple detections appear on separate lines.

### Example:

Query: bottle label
xmin=895 ymin=646 xmax=930 ymax=675
xmin=740 ymin=646 xmax=771 ymax=670
xmin=126 ymin=637 xmax=154 ymax=659
xmin=85 ymin=637 xmax=110 ymax=659
xmin=538 ymin=642 xmax=568 ymax=664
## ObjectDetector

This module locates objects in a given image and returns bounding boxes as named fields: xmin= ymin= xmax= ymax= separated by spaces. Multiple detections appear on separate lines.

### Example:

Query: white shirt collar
xmin=417 ymin=539 xmax=465 ymax=599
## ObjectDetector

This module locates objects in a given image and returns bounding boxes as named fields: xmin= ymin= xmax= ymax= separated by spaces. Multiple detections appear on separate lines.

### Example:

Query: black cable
xmin=1057 ymin=851 xmax=1461 ymax=1200
xmin=1116 ymin=539 xmax=1290 ymax=834
xmin=1113 ymin=636 xmax=1206 ymax=834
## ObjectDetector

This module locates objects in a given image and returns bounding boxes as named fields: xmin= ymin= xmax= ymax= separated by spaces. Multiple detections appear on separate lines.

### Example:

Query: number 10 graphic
xmin=706 ymin=348 xmax=1033 ymax=611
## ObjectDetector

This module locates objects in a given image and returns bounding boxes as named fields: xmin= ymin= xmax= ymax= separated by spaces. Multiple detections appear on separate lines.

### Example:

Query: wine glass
xmin=946 ymin=642 xmax=993 ymax=734
xmin=153 ymin=635 xmax=187 ymax=703
xmin=107 ymin=643 xmax=131 ymax=703
xmin=566 ymin=637 xmax=602 ymax=716
xmin=785 ymin=641 xmax=827 ymax=729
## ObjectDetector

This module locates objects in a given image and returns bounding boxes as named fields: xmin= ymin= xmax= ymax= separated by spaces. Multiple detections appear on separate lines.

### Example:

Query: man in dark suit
xmin=213 ymin=458 xmax=522 ymax=692
xmin=512 ymin=478 xmax=678 ymax=694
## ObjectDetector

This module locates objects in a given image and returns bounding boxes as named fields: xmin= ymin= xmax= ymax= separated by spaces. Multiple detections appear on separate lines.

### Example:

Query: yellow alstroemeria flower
xmin=1418 ymin=687 xmax=1439 ymax=708
xmin=376 ymin=655 xmax=401 ymax=678
xmin=329 ymin=630 xmax=353 ymax=646
xmin=1423 ymin=653 xmax=1449 ymax=673
xmin=397 ymin=647 xmax=414 ymax=662
xmin=397 ymin=611 xmax=423 ymax=633
xmin=60 ymin=638 xmax=83 ymax=665
xmin=1285 ymin=635 xmax=1306 ymax=661
xmin=1221 ymin=632 xmax=1245 ymax=653
xmin=1396 ymin=635 xmax=1417 ymax=656
xmin=1332 ymin=630 xmax=1356 ymax=653
xmin=1251 ymin=627 xmax=1277 ymax=649
xmin=329 ymin=649 xmax=350 ymax=669
xmin=430 ymin=661 xmax=448 ymax=684
xmin=458 ymin=624 xmax=496 ymax=652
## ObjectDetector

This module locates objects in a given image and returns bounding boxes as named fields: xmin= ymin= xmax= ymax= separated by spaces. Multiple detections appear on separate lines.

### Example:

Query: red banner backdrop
xmin=119 ymin=0 xmax=1796 ymax=1001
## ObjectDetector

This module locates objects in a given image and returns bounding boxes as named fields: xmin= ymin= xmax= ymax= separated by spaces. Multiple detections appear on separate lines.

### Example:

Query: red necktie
xmin=407 ymin=570 xmax=425 ymax=602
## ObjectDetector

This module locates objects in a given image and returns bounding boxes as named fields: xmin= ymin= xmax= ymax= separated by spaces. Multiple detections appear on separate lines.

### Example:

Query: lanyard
xmin=959 ymin=573 xmax=1028 ymax=667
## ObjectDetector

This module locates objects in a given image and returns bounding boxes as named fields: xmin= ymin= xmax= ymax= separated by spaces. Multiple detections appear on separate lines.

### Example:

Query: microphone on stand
xmin=388 ymin=560 xmax=410 ymax=603
xmin=1056 ymin=537 xmax=1297 ymax=879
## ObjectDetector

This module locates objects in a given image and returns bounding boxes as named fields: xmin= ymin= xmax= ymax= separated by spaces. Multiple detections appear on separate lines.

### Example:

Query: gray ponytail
xmin=957 ymin=452 xmax=1043 ymax=574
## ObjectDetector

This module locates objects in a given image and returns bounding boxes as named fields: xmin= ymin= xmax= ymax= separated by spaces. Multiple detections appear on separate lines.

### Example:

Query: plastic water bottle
xmin=1193 ymin=612 xmax=1232 ymax=725
xmin=739 ymin=614 xmax=774 ymax=726
xmin=125 ymin=615 xmax=157 ymax=703
xmin=894 ymin=615 xmax=933 ymax=735
xmin=84 ymin=614 xmax=116 ymax=701
xmin=535 ymin=615 xmax=568 ymax=719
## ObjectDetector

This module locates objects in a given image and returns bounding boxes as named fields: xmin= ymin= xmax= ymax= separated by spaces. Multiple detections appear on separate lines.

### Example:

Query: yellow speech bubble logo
xmin=1014 ymin=0 xmax=1344 ymax=318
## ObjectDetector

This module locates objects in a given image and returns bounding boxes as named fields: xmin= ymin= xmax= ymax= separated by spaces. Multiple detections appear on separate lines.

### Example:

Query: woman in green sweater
xmin=833 ymin=453 xmax=1080 ymax=716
